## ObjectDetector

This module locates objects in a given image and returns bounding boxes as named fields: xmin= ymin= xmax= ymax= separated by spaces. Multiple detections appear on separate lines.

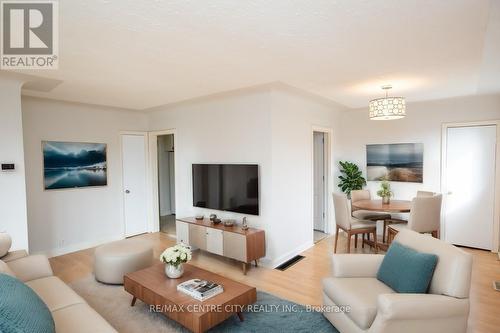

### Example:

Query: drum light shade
xmin=369 ymin=86 xmax=406 ymax=120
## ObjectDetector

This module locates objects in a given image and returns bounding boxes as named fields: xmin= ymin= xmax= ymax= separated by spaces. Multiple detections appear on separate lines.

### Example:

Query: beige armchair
xmin=333 ymin=193 xmax=378 ymax=253
xmin=322 ymin=229 xmax=472 ymax=333
xmin=387 ymin=194 xmax=442 ymax=242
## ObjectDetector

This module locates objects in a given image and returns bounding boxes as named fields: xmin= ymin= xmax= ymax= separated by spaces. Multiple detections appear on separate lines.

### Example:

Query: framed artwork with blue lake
xmin=42 ymin=141 xmax=107 ymax=190
xmin=366 ymin=143 xmax=423 ymax=183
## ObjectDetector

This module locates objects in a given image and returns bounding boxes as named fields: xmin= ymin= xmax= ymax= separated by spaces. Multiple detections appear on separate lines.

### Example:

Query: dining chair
xmin=417 ymin=190 xmax=435 ymax=197
xmin=351 ymin=190 xmax=392 ymax=243
xmin=333 ymin=193 xmax=378 ymax=254
xmin=387 ymin=194 xmax=442 ymax=243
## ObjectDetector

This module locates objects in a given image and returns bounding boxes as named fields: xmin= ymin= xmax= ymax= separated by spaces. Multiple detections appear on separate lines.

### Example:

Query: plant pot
xmin=382 ymin=196 xmax=391 ymax=204
xmin=165 ymin=263 xmax=184 ymax=279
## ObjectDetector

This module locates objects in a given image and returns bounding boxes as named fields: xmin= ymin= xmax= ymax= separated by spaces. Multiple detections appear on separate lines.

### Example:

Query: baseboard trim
xmin=260 ymin=241 xmax=315 ymax=269
xmin=33 ymin=235 xmax=125 ymax=258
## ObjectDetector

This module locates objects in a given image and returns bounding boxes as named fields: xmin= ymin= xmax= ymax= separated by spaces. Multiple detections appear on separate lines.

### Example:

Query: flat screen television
xmin=192 ymin=164 xmax=259 ymax=215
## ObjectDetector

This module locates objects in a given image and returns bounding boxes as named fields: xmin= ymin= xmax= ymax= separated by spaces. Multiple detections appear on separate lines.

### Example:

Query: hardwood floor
xmin=49 ymin=231 xmax=500 ymax=333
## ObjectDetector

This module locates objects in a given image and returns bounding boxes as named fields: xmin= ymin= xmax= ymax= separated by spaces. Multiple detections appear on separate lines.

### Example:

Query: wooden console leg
xmin=131 ymin=296 xmax=137 ymax=307
xmin=254 ymin=259 xmax=258 ymax=267
xmin=236 ymin=312 xmax=244 ymax=322
xmin=242 ymin=262 xmax=247 ymax=275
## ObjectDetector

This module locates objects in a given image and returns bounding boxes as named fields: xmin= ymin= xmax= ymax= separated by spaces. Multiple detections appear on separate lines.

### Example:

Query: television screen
xmin=192 ymin=164 xmax=259 ymax=215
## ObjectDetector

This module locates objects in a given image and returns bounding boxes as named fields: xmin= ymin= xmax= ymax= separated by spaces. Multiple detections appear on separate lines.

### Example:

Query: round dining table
xmin=351 ymin=199 xmax=412 ymax=250
xmin=351 ymin=199 xmax=411 ymax=213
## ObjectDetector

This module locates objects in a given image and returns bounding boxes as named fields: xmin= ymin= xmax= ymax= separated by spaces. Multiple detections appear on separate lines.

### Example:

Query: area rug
xmin=69 ymin=275 xmax=339 ymax=333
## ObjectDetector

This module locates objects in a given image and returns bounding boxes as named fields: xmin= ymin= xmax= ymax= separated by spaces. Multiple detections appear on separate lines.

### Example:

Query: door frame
xmin=441 ymin=120 xmax=500 ymax=252
xmin=148 ymin=129 xmax=178 ymax=233
xmin=311 ymin=126 xmax=333 ymax=241
xmin=120 ymin=131 xmax=150 ymax=237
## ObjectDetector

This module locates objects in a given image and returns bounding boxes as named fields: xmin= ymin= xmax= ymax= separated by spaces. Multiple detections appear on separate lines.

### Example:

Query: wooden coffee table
xmin=124 ymin=263 xmax=257 ymax=333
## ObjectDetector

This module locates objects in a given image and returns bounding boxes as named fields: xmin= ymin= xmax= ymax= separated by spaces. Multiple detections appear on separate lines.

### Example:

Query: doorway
xmin=121 ymin=133 xmax=149 ymax=237
xmin=442 ymin=123 xmax=499 ymax=250
xmin=157 ymin=134 xmax=176 ymax=236
xmin=313 ymin=131 xmax=328 ymax=243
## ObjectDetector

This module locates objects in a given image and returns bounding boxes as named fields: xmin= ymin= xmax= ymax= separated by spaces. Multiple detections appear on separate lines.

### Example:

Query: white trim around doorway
xmin=311 ymin=126 xmax=334 ymax=244
xmin=148 ymin=129 xmax=178 ymax=234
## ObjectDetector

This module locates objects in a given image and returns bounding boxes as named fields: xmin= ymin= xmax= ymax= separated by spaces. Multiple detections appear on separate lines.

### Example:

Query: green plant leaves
xmin=337 ymin=161 xmax=366 ymax=197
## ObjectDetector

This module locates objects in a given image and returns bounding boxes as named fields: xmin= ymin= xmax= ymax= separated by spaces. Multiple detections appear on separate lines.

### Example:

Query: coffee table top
xmin=124 ymin=263 xmax=256 ymax=307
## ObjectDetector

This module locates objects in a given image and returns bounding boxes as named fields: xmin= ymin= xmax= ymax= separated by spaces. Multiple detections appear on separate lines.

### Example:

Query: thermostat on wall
xmin=1 ymin=163 xmax=15 ymax=171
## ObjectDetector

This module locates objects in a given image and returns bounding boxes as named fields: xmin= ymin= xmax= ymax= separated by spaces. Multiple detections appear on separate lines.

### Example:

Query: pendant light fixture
xmin=369 ymin=85 xmax=406 ymax=120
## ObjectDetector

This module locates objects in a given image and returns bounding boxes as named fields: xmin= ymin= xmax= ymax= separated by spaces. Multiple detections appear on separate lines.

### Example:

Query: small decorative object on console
xmin=223 ymin=219 xmax=235 ymax=227
xmin=195 ymin=215 xmax=204 ymax=220
xmin=241 ymin=217 xmax=249 ymax=230
xmin=209 ymin=214 xmax=217 ymax=221
xmin=160 ymin=243 xmax=192 ymax=279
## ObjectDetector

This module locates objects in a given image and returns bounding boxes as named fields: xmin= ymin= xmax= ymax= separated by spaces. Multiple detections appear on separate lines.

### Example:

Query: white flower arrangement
xmin=160 ymin=243 xmax=192 ymax=267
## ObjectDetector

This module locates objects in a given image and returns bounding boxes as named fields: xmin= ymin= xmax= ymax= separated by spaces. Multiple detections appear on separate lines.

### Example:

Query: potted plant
xmin=160 ymin=243 xmax=192 ymax=278
xmin=338 ymin=161 xmax=366 ymax=197
xmin=377 ymin=180 xmax=393 ymax=204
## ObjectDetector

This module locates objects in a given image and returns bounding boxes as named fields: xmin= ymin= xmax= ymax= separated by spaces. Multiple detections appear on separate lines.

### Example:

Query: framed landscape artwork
xmin=43 ymin=141 xmax=108 ymax=190
xmin=366 ymin=143 xmax=423 ymax=183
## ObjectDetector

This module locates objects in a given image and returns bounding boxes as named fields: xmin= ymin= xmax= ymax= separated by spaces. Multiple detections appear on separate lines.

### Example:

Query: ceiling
xmin=11 ymin=0 xmax=500 ymax=110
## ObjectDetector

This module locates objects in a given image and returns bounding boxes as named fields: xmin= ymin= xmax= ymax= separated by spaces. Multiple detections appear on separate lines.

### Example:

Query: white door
xmin=122 ymin=134 xmax=149 ymax=237
xmin=444 ymin=125 xmax=497 ymax=250
xmin=313 ymin=132 xmax=326 ymax=231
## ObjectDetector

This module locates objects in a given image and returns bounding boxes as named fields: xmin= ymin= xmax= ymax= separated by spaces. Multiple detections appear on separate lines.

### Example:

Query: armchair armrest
xmin=7 ymin=255 xmax=53 ymax=282
xmin=1 ymin=250 xmax=28 ymax=263
xmin=377 ymin=293 xmax=469 ymax=320
xmin=332 ymin=254 xmax=385 ymax=278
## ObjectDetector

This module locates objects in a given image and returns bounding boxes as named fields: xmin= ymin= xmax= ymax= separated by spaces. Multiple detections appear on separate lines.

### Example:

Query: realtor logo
xmin=1 ymin=1 xmax=58 ymax=69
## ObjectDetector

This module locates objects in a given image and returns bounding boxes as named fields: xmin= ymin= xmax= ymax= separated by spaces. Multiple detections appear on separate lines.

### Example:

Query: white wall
xmin=268 ymin=88 xmax=343 ymax=264
xmin=148 ymin=85 xmax=345 ymax=266
xmin=148 ymin=88 xmax=273 ymax=231
xmin=22 ymin=97 xmax=148 ymax=256
xmin=0 ymin=77 xmax=29 ymax=251
xmin=336 ymin=94 xmax=500 ymax=199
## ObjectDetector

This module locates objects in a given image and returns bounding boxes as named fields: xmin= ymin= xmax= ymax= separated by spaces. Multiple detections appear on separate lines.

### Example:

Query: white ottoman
xmin=94 ymin=238 xmax=153 ymax=284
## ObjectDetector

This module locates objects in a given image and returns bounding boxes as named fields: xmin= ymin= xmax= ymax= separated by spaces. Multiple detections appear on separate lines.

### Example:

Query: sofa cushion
xmin=52 ymin=303 xmax=117 ymax=333
xmin=0 ymin=233 xmax=12 ymax=258
xmin=0 ymin=273 xmax=55 ymax=333
xmin=26 ymin=276 xmax=85 ymax=312
xmin=322 ymin=277 xmax=395 ymax=329
xmin=0 ymin=260 xmax=15 ymax=277
xmin=377 ymin=241 xmax=438 ymax=293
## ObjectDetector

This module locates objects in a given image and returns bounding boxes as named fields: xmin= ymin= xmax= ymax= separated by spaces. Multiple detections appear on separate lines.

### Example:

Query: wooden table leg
xmin=242 ymin=262 xmax=247 ymax=275
xmin=131 ymin=296 xmax=137 ymax=307
xmin=254 ymin=259 xmax=258 ymax=267
xmin=383 ymin=220 xmax=388 ymax=243
xmin=236 ymin=312 xmax=244 ymax=322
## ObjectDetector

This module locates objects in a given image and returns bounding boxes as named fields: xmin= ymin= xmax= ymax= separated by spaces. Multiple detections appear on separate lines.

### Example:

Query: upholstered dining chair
xmin=387 ymin=194 xmax=442 ymax=243
xmin=351 ymin=190 xmax=392 ymax=221
xmin=333 ymin=193 xmax=378 ymax=254
xmin=417 ymin=190 xmax=435 ymax=197
xmin=351 ymin=190 xmax=396 ymax=243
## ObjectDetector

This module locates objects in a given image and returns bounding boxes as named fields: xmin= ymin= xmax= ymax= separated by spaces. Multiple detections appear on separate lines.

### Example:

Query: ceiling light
xmin=369 ymin=85 xmax=406 ymax=120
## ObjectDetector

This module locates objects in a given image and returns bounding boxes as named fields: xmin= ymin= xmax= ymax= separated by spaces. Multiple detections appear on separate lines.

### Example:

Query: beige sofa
xmin=1 ymin=251 xmax=117 ymax=333
xmin=322 ymin=229 xmax=472 ymax=333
